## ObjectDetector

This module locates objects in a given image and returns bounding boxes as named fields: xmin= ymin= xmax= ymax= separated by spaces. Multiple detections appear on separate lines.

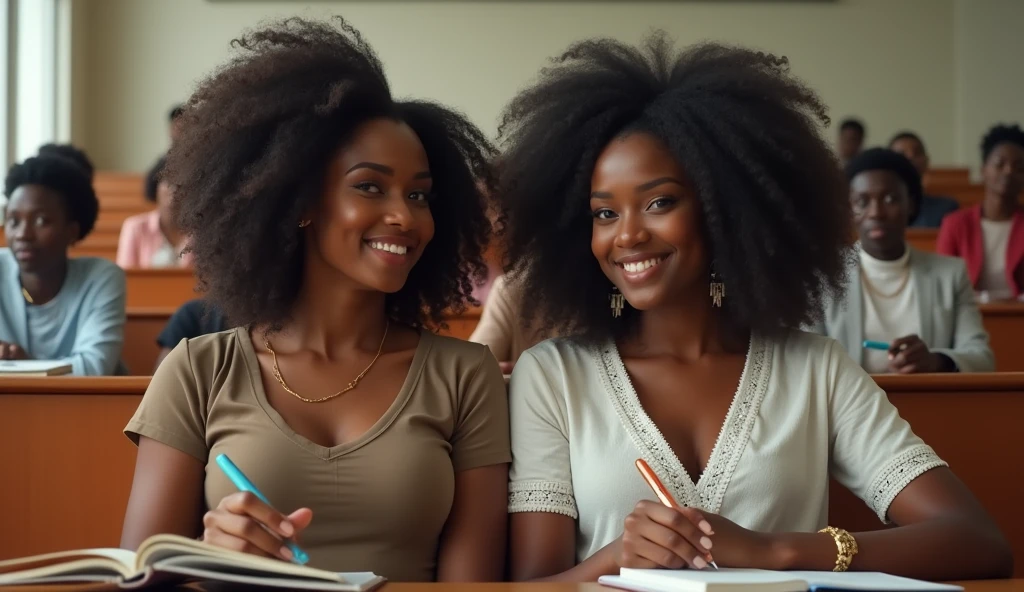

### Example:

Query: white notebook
xmin=599 ymin=568 xmax=964 ymax=592
xmin=0 ymin=360 xmax=72 ymax=376
xmin=0 ymin=533 xmax=385 ymax=590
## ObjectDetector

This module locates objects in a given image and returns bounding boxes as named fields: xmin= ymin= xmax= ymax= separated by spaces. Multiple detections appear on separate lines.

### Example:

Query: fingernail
xmin=701 ymin=536 xmax=713 ymax=550
xmin=693 ymin=556 xmax=708 ymax=569
xmin=280 ymin=546 xmax=293 ymax=561
xmin=699 ymin=520 xmax=714 ymax=535
xmin=280 ymin=521 xmax=294 ymax=536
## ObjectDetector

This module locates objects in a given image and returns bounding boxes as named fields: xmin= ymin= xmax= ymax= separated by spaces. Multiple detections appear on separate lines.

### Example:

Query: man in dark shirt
xmin=154 ymin=299 xmax=228 ymax=370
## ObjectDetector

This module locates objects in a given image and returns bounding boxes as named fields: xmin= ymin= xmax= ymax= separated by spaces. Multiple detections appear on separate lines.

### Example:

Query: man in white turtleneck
xmin=811 ymin=148 xmax=994 ymax=373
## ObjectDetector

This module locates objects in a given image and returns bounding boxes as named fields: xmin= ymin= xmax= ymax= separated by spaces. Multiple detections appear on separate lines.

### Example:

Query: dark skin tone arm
xmin=121 ymin=437 xmax=207 ymax=547
xmin=436 ymin=464 xmax=509 ymax=581
xmin=510 ymin=467 xmax=1012 ymax=582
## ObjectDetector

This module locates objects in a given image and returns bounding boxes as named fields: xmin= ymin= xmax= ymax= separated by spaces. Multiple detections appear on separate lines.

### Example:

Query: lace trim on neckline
xmin=594 ymin=335 xmax=772 ymax=513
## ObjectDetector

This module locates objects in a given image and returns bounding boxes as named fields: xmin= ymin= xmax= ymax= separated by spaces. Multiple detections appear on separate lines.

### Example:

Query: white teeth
xmin=622 ymin=257 xmax=663 ymax=273
xmin=370 ymin=241 xmax=408 ymax=255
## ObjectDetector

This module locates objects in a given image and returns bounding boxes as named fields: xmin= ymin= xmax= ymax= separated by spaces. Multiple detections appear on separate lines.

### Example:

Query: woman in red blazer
xmin=937 ymin=124 xmax=1024 ymax=300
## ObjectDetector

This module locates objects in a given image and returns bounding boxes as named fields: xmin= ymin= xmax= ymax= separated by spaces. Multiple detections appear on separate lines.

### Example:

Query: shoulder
xmin=120 ymin=210 xmax=156 ymax=233
xmin=427 ymin=331 xmax=493 ymax=363
xmin=70 ymin=257 xmax=126 ymax=290
xmin=0 ymin=248 xmax=14 ymax=273
xmin=521 ymin=336 xmax=596 ymax=369
xmin=171 ymin=327 xmax=249 ymax=376
xmin=911 ymin=249 xmax=970 ymax=278
xmin=765 ymin=329 xmax=845 ymax=382
xmin=939 ymin=206 xmax=978 ymax=230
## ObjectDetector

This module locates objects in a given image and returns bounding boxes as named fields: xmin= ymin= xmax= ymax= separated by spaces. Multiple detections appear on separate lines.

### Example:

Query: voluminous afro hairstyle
xmin=845 ymin=148 xmax=922 ymax=223
xmin=981 ymin=124 xmax=1024 ymax=162
xmin=4 ymin=155 xmax=98 ymax=240
xmin=37 ymin=143 xmax=95 ymax=180
xmin=497 ymin=34 xmax=853 ymax=344
xmin=166 ymin=17 xmax=496 ymax=331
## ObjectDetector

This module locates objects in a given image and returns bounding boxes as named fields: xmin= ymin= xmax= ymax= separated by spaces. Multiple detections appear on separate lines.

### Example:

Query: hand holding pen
xmin=612 ymin=458 xmax=718 ymax=571
xmin=200 ymin=454 xmax=313 ymax=564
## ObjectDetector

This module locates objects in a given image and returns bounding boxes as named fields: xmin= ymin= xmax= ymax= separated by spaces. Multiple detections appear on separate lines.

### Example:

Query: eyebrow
xmin=346 ymin=162 xmax=432 ymax=180
xmin=590 ymin=177 xmax=685 ymax=199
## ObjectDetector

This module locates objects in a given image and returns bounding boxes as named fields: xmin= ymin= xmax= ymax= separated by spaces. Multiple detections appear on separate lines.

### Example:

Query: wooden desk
xmin=906 ymin=228 xmax=938 ymax=252
xmin=125 ymin=268 xmax=198 ymax=308
xmin=4 ymin=374 xmax=1022 ymax=570
xmin=982 ymin=303 xmax=1024 ymax=372
xmin=0 ymin=378 xmax=146 ymax=560
xmin=829 ymin=373 xmax=1024 ymax=576
xmin=123 ymin=308 xmax=175 ymax=375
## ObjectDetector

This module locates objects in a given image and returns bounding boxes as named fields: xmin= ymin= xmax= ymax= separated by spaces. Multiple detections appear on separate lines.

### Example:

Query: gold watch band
xmin=818 ymin=526 xmax=859 ymax=572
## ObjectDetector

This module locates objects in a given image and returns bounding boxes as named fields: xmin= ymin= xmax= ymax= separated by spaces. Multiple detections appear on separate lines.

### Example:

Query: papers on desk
xmin=0 ymin=360 xmax=72 ymax=376
xmin=599 ymin=568 xmax=964 ymax=592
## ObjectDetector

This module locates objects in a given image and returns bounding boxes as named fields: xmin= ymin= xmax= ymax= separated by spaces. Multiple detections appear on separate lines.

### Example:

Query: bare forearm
xmin=523 ymin=540 xmax=618 ymax=582
xmin=775 ymin=519 xmax=1012 ymax=580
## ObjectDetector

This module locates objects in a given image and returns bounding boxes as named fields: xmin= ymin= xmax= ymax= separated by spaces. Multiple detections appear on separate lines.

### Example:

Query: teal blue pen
xmin=214 ymin=453 xmax=309 ymax=565
xmin=863 ymin=340 xmax=890 ymax=351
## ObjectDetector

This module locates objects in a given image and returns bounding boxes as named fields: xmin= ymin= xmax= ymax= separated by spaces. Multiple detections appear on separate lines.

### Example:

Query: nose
xmin=613 ymin=211 xmax=650 ymax=249
xmin=864 ymin=197 xmax=883 ymax=219
xmin=11 ymin=219 xmax=33 ymax=241
xmin=383 ymin=195 xmax=414 ymax=231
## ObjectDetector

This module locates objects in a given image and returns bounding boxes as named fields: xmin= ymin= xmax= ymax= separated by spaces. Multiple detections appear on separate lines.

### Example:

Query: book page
xmin=136 ymin=534 xmax=343 ymax=582
xmin=0 ymin=548 xmax=135 ymax=575
xmin=0 ymin=360 xmax=72 ymax=374
xmin=621 ymin=568 xmax=808 ymax=585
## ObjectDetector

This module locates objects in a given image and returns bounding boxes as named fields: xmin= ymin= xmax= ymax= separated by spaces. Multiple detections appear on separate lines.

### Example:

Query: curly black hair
xmin=144 ymin=156 xmax=165 ymax=202
xmin=839 ymin=118 xmax=865 ymax=136
xmin=981 ymin=124 xmax=1024 ymax=162
xmin=4 ymin=155 xmax=98 ymax=240
xmin=888 ymin=131 xmax=924 ymax=151
xmin=497 ymin=34 xmax=852 ymax=343
xmin=846 ymin=147 xmax=923 ymax=224
xmin=37 ymin=143 xmax=95 ymax=180
xmin=166 ymin=17 xmax=496 ymax=331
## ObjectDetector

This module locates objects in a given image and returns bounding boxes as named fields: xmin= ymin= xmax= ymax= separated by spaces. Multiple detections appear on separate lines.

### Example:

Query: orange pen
xmin=635 ymin=458 xmax=719 ymax=569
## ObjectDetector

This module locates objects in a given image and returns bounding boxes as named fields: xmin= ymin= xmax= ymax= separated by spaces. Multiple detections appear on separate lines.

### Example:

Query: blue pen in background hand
xmin=215 ymin=453 xmax=310 ymax=565
xmin=863 ymin=340 xmax=890 ymax=351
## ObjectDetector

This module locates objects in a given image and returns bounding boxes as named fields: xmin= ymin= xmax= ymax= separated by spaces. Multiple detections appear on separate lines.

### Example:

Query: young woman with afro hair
xmin=500 ymin=34 xmax=1010 ymax=582
xmin=121 ymin=17 xmax=510 ymax=581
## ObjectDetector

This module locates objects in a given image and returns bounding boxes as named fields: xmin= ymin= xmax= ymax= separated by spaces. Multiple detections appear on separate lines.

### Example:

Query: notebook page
xmin=620 ymin=568 xmax=808 ymax=585
xmin=787 ymin=572 xmax=963 ymax=592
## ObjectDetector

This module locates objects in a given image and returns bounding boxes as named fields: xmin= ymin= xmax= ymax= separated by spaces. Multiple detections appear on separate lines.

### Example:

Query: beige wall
xmin=953 ymin=0 xmax=1024 ymax=176
xmin=73 ymin=0 xmax=962 ymax=172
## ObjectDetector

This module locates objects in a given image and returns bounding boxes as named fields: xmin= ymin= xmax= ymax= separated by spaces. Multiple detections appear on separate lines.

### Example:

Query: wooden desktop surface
xmin=1 ymin=580 xmax=1022 ymax=592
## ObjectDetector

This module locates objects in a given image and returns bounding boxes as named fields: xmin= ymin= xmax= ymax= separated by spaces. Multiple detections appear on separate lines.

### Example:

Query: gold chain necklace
xmin=860 ymin=266 xmax=910 ymax=299
xmin=21 ymin=287 xmax=33 ymax=304
xmin=263 ymin=320 xmax=389 ymax=403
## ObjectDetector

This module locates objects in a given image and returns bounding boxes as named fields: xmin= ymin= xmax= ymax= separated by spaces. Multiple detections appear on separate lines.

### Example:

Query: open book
xmin=0 ymin=360 xmax=72 ymax=376
xmin=598 ymin=568 xmax=964 ymax=592
xmin=0 ymin=534 xmax=385 ymax=590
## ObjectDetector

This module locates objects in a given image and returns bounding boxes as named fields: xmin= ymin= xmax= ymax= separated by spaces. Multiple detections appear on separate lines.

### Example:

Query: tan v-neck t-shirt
xmin=125 ymin=327 xmax=511 ymax=581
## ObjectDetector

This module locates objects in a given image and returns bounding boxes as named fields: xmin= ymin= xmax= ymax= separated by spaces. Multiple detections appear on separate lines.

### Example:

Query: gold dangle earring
xmin=610 ymin=286 xmax=625 ymax=318
xmin=710 ymin=263 xmax=725 ymax=308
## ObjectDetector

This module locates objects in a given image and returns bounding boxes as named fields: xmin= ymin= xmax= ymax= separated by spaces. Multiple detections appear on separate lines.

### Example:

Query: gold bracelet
xmin=818 ymin=526 xmax=858 ymax=572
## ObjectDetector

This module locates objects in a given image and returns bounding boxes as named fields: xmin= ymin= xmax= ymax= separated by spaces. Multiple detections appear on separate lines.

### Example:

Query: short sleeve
xmin=507 ymin=346 xmax=577 ymax=519
xmin=468 ymin=275 xmax=516 ymax=361
xmin=124 ymin=339 xmax=209 ymax=462
xmin=156 ymin=300 xmax=204 ymax=348
xmin=449 ymin=345 xmax=512 ymax=472
xmin=827 ymin=340 xmax=947 ymax=522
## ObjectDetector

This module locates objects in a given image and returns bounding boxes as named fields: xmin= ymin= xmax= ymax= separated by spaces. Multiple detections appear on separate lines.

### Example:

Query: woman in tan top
xmin=120 ymin=17 xmax=510 ymax=581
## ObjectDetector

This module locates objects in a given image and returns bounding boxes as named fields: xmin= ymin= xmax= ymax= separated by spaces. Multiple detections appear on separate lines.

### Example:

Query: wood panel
xmin=906 ymin=228 xmax=938 ymax=252
xmin=981 ymin=303 xmax=1024 ymax=372
xmin=3 ymin=373 xmax=1023 ymax=566
xmin=125 ymin=268 xmax=198 ymax=308
xmin=829 ymin=373 xmax=1024 ymax=576
xmin=924 ymin=167 xmax=971 ymax=186
xmin=0 ymin=378 xmax=147 ymax=559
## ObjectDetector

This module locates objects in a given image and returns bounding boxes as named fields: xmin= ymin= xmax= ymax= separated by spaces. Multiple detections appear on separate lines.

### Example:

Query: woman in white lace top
xmin=495 ymin=34 xmax=1011 ymax=582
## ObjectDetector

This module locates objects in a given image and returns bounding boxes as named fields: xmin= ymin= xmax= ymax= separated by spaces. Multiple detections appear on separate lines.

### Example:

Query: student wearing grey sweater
xmin=0 ymin=153 xmax=126 ymax=375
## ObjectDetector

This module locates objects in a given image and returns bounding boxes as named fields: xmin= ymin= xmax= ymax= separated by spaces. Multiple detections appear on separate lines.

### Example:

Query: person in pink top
xmin=116 ymin=157 xmax=191 ymax=268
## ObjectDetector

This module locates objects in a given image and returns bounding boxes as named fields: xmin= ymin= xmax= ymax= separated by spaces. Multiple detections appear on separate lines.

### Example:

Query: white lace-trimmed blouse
xmin=507 ymin=330 xmax=946 ymax=563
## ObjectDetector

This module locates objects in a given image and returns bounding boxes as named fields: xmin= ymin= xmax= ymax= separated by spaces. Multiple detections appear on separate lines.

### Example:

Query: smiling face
xmin=589 ymin=132 xmax=708 ymax=312
xmin=305 ymin=117 xmax=435 ymax=294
